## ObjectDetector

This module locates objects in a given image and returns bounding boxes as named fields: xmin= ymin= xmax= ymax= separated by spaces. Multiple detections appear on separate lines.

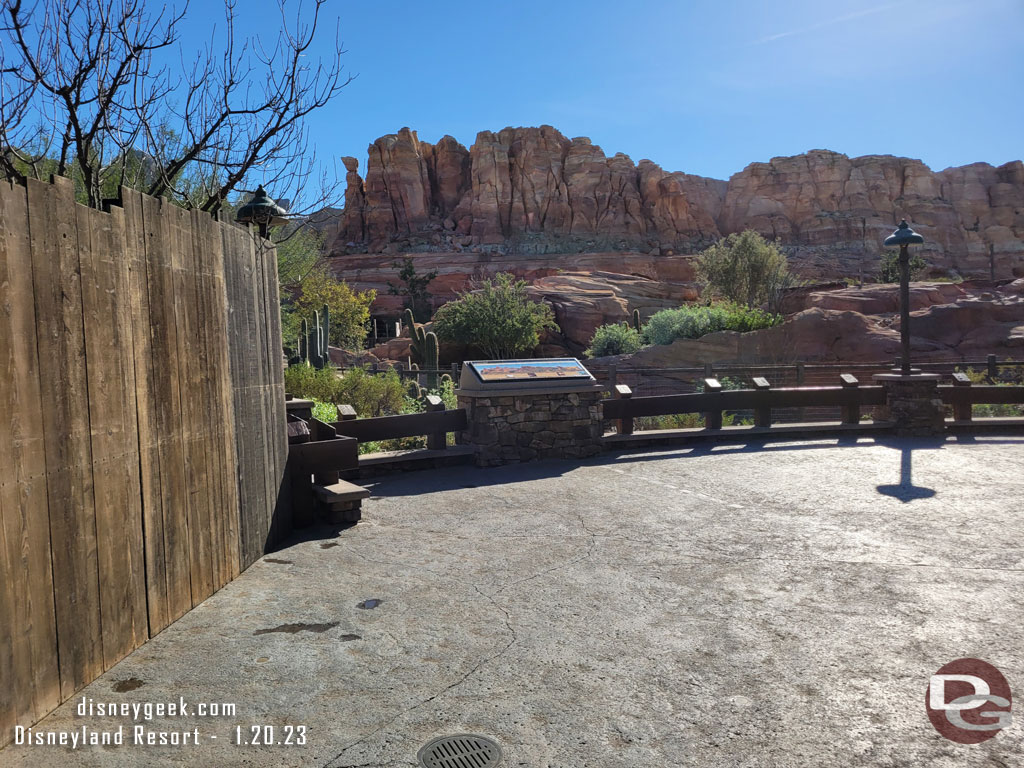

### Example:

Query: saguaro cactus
xmin=424 ymin=332 xmax=439 ymax=389
xmin=293 ymin=307 xmax=330 ymax=369
xmin=632 ymin=308 xmax=642 ymax=332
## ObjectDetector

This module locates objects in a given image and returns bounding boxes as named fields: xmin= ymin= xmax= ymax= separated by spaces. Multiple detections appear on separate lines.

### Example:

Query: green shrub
xmin=586 ymin=323 xmax=644 ymax=358
xmin=878 ymin=250 xmax=927 ymax=283
xmin=432 ymin=272 xmax=558 ymax=359
xmin=642 ymin=302 xmax=782 ymax=346
xmin=697 ymin=230 xmax=795 ymax=310
xmin=284 ymin=365 xmax=406 ymax=417
xmin=283 ymin=365 xmax=340 ymax=402
xmin=311 ymin=399 xmax=337 ymax=422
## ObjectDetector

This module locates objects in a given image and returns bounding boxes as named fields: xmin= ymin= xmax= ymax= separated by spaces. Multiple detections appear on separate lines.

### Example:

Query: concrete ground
xmin=2 ymin=435 xmax=1023 ymax=767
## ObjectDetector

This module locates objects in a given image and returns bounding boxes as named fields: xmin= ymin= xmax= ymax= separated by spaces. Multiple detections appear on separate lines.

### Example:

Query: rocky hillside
xmin=331 ymin=125 xmax=1023 ymax=280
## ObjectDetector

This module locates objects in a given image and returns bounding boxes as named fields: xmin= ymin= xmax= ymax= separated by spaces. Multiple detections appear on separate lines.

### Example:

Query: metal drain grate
xmin=417 ymin=734 xmax=502 ymax=768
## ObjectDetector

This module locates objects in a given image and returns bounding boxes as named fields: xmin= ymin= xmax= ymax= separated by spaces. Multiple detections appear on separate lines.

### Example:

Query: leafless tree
xmin=0 ymin=0 xmax=351 ymax=214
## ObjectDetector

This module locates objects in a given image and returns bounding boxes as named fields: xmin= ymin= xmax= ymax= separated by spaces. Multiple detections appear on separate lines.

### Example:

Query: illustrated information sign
xmin=466 ymin=359 xmax=593 ymax=383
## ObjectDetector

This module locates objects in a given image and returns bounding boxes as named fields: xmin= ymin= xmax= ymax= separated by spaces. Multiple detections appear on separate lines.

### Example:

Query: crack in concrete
xmin=321 ymin=504 xmax=604 ymax=767
xmin=321 ymin=560 xmax=520 ymax=768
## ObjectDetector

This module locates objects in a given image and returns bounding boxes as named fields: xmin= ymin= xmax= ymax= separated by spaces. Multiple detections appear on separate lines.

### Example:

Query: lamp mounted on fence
xmin=884 ymin=219 xmax=925 ymax=376
xmin=235 ymin=185 xmax=288 ymax=238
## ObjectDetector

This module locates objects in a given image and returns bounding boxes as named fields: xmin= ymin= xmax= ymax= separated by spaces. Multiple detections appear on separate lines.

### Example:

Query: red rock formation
xmin=329 ymin=127 xmax=1023 ymax=279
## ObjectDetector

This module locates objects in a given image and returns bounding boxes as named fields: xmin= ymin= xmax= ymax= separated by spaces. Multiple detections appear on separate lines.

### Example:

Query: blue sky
xmin=182 ymin=0 xmax=1023 ymax=182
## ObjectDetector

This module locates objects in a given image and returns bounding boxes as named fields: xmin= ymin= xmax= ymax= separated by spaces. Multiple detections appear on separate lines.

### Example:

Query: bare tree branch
xmin=0 ymin=0 xmax=350 ymax=213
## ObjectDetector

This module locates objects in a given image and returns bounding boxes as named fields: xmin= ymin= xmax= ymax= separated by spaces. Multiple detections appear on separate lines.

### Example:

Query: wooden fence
xmin=0 ymin=178 xmax=288 ymax=745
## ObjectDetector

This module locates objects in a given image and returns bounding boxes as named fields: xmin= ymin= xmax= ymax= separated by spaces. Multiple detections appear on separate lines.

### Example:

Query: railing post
xmin=614 ymin=384 xmax=633 ymax=435
xmin=951 ymin=372 xmax=973 ymax=422
xmin=988 ymin=354 xmax=998 ymax=381
xmin=451 ymin=362 xmax=459 ymax=382
xmin=703 ymin=361 xmax=714 ymax=379
xmin=310 ymin=418 xmax=340 ymax=486
xmin=703 ymin=377 xmax=723 ymax=430
xmin=608 ymin=363 xmax=618 ymax=393
xmin=752 ymin=377 xmax=771 ymax=428
xmin=338 ymin=404 xmax=357 ymax=422
xmin=840 ymin=373 xmax=860 ymax=424
xmin=425 ymin=394 xmax=447 ymax=450
xmin=796 ymin=362 xmax=806 ymax=422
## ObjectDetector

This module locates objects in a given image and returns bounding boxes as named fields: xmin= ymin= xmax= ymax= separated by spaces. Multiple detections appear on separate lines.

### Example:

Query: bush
xmin=283 ymin=365 xmax=406 ymax=416
xmin=586 ymin=323 xmax=643 ymax=358
xmin=697 ymin=230 xmax=795 ymax=310
xmin=641 ymin=302 xmax=782 ymax=346
xmin=310 ymin=399 xmax=337 ymax=422
xmin=877 ymin=250 xmax=927 ymax=283
xmin=432 ymin=272 xmax=558 ymax=359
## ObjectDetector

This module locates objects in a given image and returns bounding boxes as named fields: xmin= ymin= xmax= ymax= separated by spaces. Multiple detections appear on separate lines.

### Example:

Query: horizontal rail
xmin=331 ymin=408 xmax=468 ymax=443
xmin=602 ymin=386 xmax=886 ymax=420
xmin=940 ymin=385 xmax=1024 ymax=405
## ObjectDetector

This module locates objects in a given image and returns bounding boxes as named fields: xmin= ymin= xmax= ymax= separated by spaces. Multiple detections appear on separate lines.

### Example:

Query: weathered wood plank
xmin=212 ymin=224 xmax=241 ymax=582
xmin=332 ymin=409 xmax=469 ymax=442
xmin=27 ymin=176 xmax=103 ymax=698
xmin=250 ymin=234 xmax=274 ymax=558
xmin=189 ymin=208 xmax=226 ymax=591
xmin=602 ymin=386 xmax=888 ymax=419
xmin=168 ymin=205 xmax=213 ymax=605
xmin=257 ymin=236 xmax=287 ymax=546
xmin=121 ymin=188 xmax=169 ymax=634
xmin=140 ymin=192 xmax=192 ymax=622
xmin=79 ymin=202 xmax=148 ymax=667
xmin=228 ymin=225 xmax=272 ymax=568
xmin=0 ymin=179 xmax=60 ymax=738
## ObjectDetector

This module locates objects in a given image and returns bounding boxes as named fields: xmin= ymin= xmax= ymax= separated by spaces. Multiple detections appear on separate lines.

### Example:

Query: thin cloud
xmin=752 ymin=2 xmax=908 ymax=44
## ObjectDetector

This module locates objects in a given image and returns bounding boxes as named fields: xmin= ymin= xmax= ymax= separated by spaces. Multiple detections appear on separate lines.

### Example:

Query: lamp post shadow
xmin=876 ymin=444 xmax=937 ymax=502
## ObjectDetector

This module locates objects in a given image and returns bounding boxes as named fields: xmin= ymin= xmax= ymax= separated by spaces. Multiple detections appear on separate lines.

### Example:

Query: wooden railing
xmin=603 ymin=376 xmax=886 ymax=434
xmin=332 ymin=396 xmax=468 ymax=451
xmin=941 ymin=376 xmax=1024 ymax=421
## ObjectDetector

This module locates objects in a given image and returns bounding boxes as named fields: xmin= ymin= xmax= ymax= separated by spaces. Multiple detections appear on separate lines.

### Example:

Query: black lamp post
xmin=883 ymin=219 xmax=924 ymax=376
xmin=235 ymin=185 xmax=288 ymax=238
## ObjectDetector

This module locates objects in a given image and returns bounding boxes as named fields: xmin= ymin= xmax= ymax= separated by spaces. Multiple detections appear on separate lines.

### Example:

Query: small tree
xmin=291 ymin=266 xmax=376 ymax=351
xmin=432 ymin=273 xmax=558 ymax=359
xmin=697 ymin=230 xmax=793 ymax=310
xmin=387 ymin=257 xmax=437 ymax=320
xmin=877 ymin=250 xmax=927 ymax=283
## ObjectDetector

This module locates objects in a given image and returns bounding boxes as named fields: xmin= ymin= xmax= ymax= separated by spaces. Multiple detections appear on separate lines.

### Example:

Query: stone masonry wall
xmin=458 ymin=390 xmax=604 ymax=467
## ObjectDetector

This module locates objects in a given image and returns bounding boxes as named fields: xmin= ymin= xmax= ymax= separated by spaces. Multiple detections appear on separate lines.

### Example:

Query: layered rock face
xmin=334 ymin=126 xmax=1023 ymax=279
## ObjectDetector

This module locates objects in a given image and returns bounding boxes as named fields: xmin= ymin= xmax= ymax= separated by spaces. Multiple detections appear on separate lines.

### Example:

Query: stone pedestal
xmin=458 ymin=387 xmax=604 ymax=467
xmin=873 ymin=373 xmax=945 ymax=436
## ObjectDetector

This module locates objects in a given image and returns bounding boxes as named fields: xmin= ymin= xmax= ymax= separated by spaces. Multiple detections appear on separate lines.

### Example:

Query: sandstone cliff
xmin=332 ymin=126 xmax=1023 ymax=279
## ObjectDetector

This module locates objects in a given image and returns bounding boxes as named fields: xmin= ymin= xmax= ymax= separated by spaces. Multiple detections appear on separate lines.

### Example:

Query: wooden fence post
xmin=951 ymin=372 xmax=972 ymax=421
xmin=840 ymin=374 xmax=860 ymax=424
xmin=703 ymin=378 xmax=723 ymax=430
xmin=310 ymin=419 xmax=340 ymax=486
xmin=338 ymin=404 xmax=357 ymax=422
xmin=608 ymin=363 xmax=618 ymax=393
xmin=451 ymin=362 xmax=459 ymax=382
xmin=796 ymin=362 xmax=806 ymax=421
xmin=752 ymin=377 xmax=771 ymax=428
xmin=614 ymin=384 xmax=633 ymax=435
xmin=988 ymin=354 xmax=998 ymax=381
xmin=425 ymin=395 xmax=447 ymax=450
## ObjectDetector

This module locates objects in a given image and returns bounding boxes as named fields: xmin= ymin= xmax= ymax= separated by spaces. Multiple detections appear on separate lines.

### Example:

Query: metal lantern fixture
xmin=884 ymin=219 xmax=925 ymax=376
xmin=235 ymin=185 xmax=288 ymax=238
